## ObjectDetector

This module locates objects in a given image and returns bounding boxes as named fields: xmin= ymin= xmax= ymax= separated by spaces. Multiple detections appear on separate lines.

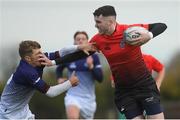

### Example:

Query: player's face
xmin=28 ymin=49 xmax=43 ymax=67
xmin=74 ymin=33 xmax=88 ymax=45
xmin=94 ymin=15 xmax=111 ymax=35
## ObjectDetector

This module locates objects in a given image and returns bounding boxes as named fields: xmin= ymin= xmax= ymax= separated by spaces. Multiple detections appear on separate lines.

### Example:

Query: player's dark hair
xmin=73 ymin=31 xmax=89 ymax=40
xmin=93 ymin=5 xmax=116 ymax=17
xmin=19 ymin=40 xmax=41 ymax=59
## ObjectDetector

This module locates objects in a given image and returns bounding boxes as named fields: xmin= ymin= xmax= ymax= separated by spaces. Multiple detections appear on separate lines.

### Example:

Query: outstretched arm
xmin=40 ymin=43 xmax=97 ymax=66
xmin=59 ymin=44 xmax=94 ymax=57
xmin=44 ymin=42 xmax=96 ymax=60
xmin=44 ymin=45 xmax=79 ymax=60
xmin=54 ymin=51 xmax=95 ymax=65
xmin=40 ymin=50 xmax=95 ymax=66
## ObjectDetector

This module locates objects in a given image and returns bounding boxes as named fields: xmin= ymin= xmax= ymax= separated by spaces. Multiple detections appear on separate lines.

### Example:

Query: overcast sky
xmin=0 ymin=0 xmax=180 ymax=79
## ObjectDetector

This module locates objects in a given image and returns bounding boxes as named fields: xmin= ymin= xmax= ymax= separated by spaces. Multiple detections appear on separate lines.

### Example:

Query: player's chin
xmin=97 ymin=29 xmax=102 ymax=34
xmin=98 ymin=30 xmax=104 ymax=35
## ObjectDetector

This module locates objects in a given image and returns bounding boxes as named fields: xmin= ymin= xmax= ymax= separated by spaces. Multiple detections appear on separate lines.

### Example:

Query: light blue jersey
xmin=56 ymin=53 xmax=103 ymax=118
xmin=67 ymin=71 xmax=96 ymax=99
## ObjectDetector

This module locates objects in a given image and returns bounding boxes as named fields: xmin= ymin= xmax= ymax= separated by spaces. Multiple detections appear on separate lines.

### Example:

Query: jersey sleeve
xmin=150 ymin=55 xmax=164 ymax=72
xmin=148 ymin=23 xmax=167 ymax=38
xmin=25 ymin=71 xmax=50 ymax=93
xmin=91 ymin=54 xmax=103 ymax=82
xmin=128 ymin=24 xmax=149 ymax=30
xmin=54 ymin=51 xmax=95 ymax=65
xmin=44 ymin=51 xmax=60 ymax=60
xmin=45 ymin=45 xmax=80 ymax=61
xmin=59 ymin=45 xmax=79 ymax=57
xmin=89 ymin=35 xmax=101 ymax=50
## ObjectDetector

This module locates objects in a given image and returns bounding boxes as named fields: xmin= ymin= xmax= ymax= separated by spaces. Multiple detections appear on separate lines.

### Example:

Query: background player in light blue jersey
xmin=0 ymin=40 xmax=96 ymax=119
xmin=56 ymin=31 xmax=103 ymax=119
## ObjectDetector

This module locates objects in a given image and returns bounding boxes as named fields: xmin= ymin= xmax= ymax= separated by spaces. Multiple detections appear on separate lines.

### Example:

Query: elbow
xmin=46 ymin=93 xmax=56 ymax=98
xmin=162 ymin=23 xmax=167 ymax=30
xmin=160 ymin=23 xmax=167 ymax=32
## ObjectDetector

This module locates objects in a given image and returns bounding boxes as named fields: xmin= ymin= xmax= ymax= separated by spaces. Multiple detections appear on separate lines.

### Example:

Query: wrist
xmin=148 ymin=32 xmax=153 ymax=39
xmin=74 ymin=45 xmax=78 ymax=50
xmin=51 ymin=60 xmax=56 ymax=66
xmin=66 ymin=80 xmax=72 ymax=87
xmin=77 ymin=45 xmax=82 ymax=50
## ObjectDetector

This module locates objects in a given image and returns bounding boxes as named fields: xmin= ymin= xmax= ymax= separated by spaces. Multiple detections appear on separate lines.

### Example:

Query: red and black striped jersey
xmin=90 ymin=23 xmax=152 ymax=87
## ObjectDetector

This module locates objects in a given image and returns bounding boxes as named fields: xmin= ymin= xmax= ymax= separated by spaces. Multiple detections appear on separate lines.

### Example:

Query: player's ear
xmin=24 ymin=55 xmax=31 ymax=62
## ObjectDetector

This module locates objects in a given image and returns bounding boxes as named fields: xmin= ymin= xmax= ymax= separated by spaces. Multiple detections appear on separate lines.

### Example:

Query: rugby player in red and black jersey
xmin=89 ymin=5 xmax=167 ymax=119
xmin=41 ymin=5 xmax=167 ymax=119
xmin=111 ymin=53 xmax=165 ymax=119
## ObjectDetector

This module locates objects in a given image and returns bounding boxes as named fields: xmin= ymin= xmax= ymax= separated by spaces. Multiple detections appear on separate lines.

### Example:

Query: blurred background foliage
xmin=0 ymin=51 xmax=180 ymax=119
xmin=161 ymin=51 xmax=180 ymax=100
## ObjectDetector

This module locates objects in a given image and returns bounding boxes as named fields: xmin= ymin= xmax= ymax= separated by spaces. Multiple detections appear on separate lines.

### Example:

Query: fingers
xmin=70 ymin=71 xmax=79 ymax=87
xmin=40 ymin=61 xmax=48 ymax=66
xmin=91 ymin=45 xmax=98 ymax=51
xmin=71 ymin=71 xmax=76 ymax=77
xmin=38 ymin=57 xmax=47 ymax=65
xmin=125 ymin=36 xmax=144 ymax=46
xmin=90 ymin=42 xmax=98 ymax=51
xmin=38 ymin=56 xmax=52 ymax=66
xmin=38 ymin=57 xmax=46 ymax=64
xmin=38 ymin=54 xmax=44 ymax=58
xmin=91 ymin=42 xmax=96 ymax=45
xmin=86 ymin=42 xmax=97 ymax=51
xmin=78 ymin=42 xmax=98 ymax=54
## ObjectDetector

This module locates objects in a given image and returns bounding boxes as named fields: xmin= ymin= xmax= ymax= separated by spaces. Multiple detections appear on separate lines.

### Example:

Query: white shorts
xmin=64 ymin=94 xmax=96 ymax=119
xmin=0 ymin=104 xmax=35 ymax=119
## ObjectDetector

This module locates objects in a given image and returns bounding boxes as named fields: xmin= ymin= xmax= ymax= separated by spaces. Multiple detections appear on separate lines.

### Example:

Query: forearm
xmin=54 ymin=51 xmax=95 ymax=65
xmin=149 ymin=23 xmax=167 ymax=38
xmin=156 ymin=68 xmax=165 ymax=88
xmin=45 ymin=45 xmax=83 ymax=60
xmin=59 ymin=45 xmax=79 ymax=57
xmin=44 ymin=51 xmax=60 ymax=60
xmin=45 ymin=80 xmax=71 ymax=97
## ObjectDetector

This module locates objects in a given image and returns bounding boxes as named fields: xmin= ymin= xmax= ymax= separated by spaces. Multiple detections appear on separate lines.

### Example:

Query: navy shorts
xmin=114 ymin=79 xmax=163 ymax=119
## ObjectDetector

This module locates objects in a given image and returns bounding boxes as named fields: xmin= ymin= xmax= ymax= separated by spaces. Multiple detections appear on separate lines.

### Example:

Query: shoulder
xmin=117 ymin=23 xmax=128 ymax=29
xmin=145 ymin=54 xmax=155 ymax=60
xmin=116 ymin=23 xmax=129 ymax=31
xmin=90 ymin=33 xmax=102 ymax=42
xmin=143 ymin=54 xmax=159 ymax=63
xmin=19 ymin=61 xmax=39 ymax=79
